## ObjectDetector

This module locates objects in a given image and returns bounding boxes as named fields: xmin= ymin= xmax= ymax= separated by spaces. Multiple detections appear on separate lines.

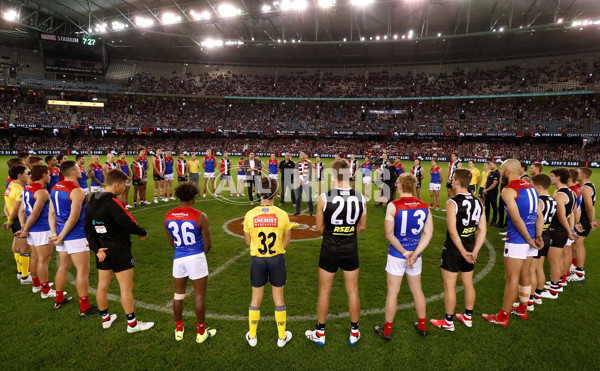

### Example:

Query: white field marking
xmin=129 ymin=198 xmax=213 ymax=213
xmin=222 ymin=216 xmax=322 ymax=242
xmin=65 ymin=211 xmax=496 ymax=321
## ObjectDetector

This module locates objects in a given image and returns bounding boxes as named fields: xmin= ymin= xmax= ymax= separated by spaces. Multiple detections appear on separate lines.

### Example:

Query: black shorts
xmin=535 ymin=244 xmax=550 ymax=259
xmin=178 ymin=176 xmax=187 ymax=182
xmin=153 ymin=174 xmax=164 ymax=181
xmin=11 ymin=219 xmax=22 ymax=236
xmin=446 ymin=182 xmax=453 ymax=189
xmin=416 ymin=181 xmax=422 ymax=189
xmin=549 ymin=227 xmax=568 ymax=248
xmin=576 ymin=221 xmax=591 ymax=237
xmin=319 ymin=251 xmax=359 ymax=273
xmin=250 ymin=255 xmax=286 ymax=288
xmin=96 ymin=249 xmax=135 ymax=273
xmin=220 ymin=174 xmax=231 ymax=180
xmin=467 ymin=185 xmax=476 ymax=194
xmin=478 ymin=187 xmax=484 ymax=198
xmin=440 ymin=246 xmax=474 ymax=273
xmin=133 ymin=179 xmax=143 ymax=186
xmin=349 ymin=176 xmax=356 ymax=182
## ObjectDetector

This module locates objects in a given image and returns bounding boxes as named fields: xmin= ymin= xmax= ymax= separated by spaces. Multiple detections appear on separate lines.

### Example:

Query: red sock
xmin=125 ymin=202 xmax=128 ymax=206
xmin=41 ymin=281 xmax=50 ymax=294
xmin=429 ymin=203 xmax=433 ymax=207
xmin=561 ymin=275 xmax=567 ymax=283
xmin=176 ymin=320 xmax=183 ymax=332
xmin=383 ymin=321 xmax=393 ymax=336
xmin=418 ymin=318 xmax=427 ymax=331
xmin=572 ymin=258 xmax=577 ymax=266
xmin=499 ymin=309 xmax=509 ymax=321
xmin=170 ymin=193 xmax=172 ymax=197
xmin=56 ymin=290 xmax=64 ymax=303
xmin=197 ymin=323 xmax=205 ymax=335
xmin=32 ymin=277 xmax=41 ymax=287
xmin=79 ymin=296 xmax=90 ymax=312
xmin=517 ymin=303 xmax=527 ymax=313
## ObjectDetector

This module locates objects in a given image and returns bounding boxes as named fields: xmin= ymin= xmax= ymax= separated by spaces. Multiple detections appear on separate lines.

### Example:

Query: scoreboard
xmin=39 ymin=33 xmax=107 ymax=75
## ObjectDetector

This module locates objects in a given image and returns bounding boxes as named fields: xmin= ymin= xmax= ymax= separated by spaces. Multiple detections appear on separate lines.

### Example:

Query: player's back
xmin=244 ymin=205 xmax=290 ymax=257
xmin=51 ymin=181 xmax=86 ymax=240
xmin=23 ymin=182 xmax=50 ymax=232
xmin=580 ymin=182 xmax=597 ymax=223
xmin=551 ymin=186 xmax=576 ymax=228
xmin=322 ymin=188 xmax=366 ymax=256
xmin=389 ymin=196 xmax=429 ymax=258
xmin=539 ymin=194 xmax=557 ymax=245
xmin=165 ymin=206 xmax=204 ymax=259
xmin=444 ymin=193 xmax=482 ymax=252
xmin=505 ymin=179 xmax=539 ymax=244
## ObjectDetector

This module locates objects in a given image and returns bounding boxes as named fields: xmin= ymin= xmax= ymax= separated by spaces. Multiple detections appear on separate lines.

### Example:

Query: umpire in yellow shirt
xmin=243 ymin=177 xmax=292 ymax=348
xmin=187 ymin=154 xmax=201 ymax=192
xmin=467 ymin=160 xmax=481 ymax=194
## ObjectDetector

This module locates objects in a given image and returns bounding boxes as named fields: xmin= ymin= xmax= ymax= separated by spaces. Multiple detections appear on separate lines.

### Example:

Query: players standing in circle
xmin=177 ymin=152 xmax=188 ymax=183
xmin=412 ymin=159 xmax=424 ymax=200
xmin=375 ymin=173 xmax=434 ymax=339
xmin=3 ymin=165 xmax=29 ymax=284
xmin=446 ymin=153 xmax=460 ymax=199
xmin=202 ymin=149 xmax=216 ymax=198
xmin=152 ymin=148 xmax=166 ymax=203
xmin=165 ymin=183 xmax=215 ymax=343
xmin=482 ymin=161 xmax=500 ymax=226
xmin=236 ymin=156 xmax=246 ymax=197
xmin=216 ymin=151 xmax=234 ymax=197
xmin=542 ymin=168 xmax=577 ymax=300
xmin=349 ymin=154 xmax=359 ymax=189
xmin=313 ymin=155 xmax=325 ymax=198
xmin=85 ymin=169 xmax=153 ymax=332
xmin=89 ymin=155 xmax=104 ymax=194
xmin=131 ymin=154 xmax=145 ymax=208
xmin=75 ymin=155 xmax=89 ymax=197
xmin=528 ymin=174 xmax=556 ymax=310
xmin=430 ymin=169 xmax=486 ymax=331
xmin=568 ymin=168 xmax=598 ymax=282
xmin=164 ymin=150 xmax=175 ymax=200
xmin=49 ymin=161 xmax=99 ymax=316
xmin=138 ymin=148 xmax=150 ymax=205
xmin=45 ymin=155 xmax=60 ymax=192
xmin=482 ymin=159 xmax=543 ymax=327
xmin=243 ymin=178 xmax=292 ymax=348
xmin=116 ymin=152 xmax=132 ymax=209
xmin=467 ymin=160 xmax=480 ymax=194
xmin=429 ymin=159 xmax=443 ymax=210
xmin=360 ymin=156 xmax=373 ymax=201
xmin=305 ymin=159 xmax=367 ymax=346
xmin=18 ymin=165 xmax=56 ymax=297
xmin=478 ymin=162 xmax=490 ymax=202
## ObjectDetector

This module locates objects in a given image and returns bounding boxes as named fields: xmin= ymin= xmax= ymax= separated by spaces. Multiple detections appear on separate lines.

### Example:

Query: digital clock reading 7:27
xmin=82 ymin=37 xmax=96 ymax=46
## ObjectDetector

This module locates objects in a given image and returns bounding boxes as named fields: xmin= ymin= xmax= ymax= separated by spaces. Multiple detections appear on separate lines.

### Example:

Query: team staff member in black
xmin=278 ymin=152 xmax=296 ymax=206
xmin=305 ymin=159 xmax=367 ymax=346
xmin=377 ymin=158 xmax=398 ymax=207
xmin=482 ymin=161 xmax=500 ymax=226
xmin=84 ymin=169 xmax=154 ymax=333
xmin=430 ymin=169 xmax=486 ymax=331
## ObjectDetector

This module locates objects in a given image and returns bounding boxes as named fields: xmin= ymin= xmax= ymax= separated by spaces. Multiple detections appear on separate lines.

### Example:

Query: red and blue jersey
xmin=51 ymin=181 xmax=86 ymax=241
xmin=570 ymin=185 xmax=582 ymax=211
xmin=164 ymin=156 xmax=174 ymax=175
xmin=269 ymin=159 xmax=278 ymax=175
xmin=5 ymin=176 xmax=12 ymax=190
xmin=237 ymin=161 xmax=245 ymax=176
xmin=361 ymin=163 xmax=373 ymax=177
xmin=47 ymin=167 xmax=61 ymax=192
xmin=389 ymin=197 xmax=429 ymax=259
xmin=204 ymin=156 xmax=215 ymax=173
xmin=23 ymin=182 xmax=50 ymax=232
xmin=505 ymin=179 xmax=539 ymax=245
xmin=117 ymin=159 xmax=129 ymax=176
xmin=139 ymin=155 xmax=148 ymax=171
xmin=90 ymin=163 xmax=103 ymax=186
xmin=394 ymin=164 xmax=403 ymax=175
xmin=77 ymin=165 xmax=88 ymax=189
xmin=165 ymin=206 xmax=205 ymax=259
xmin=430 ymin=166 xmax=442 ymax=184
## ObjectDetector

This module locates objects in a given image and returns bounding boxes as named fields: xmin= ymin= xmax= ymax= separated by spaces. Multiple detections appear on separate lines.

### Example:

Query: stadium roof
xmin=2 ymin=0 xmax=600 ymax=66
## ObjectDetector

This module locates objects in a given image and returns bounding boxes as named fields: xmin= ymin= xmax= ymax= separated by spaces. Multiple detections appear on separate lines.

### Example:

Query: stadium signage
xmin=47 ymin=100 xmax=105 ymax=108
xmin=39 ymin=33 xmax=79 ymax=44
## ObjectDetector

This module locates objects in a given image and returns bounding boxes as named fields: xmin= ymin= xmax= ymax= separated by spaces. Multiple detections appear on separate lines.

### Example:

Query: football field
xmin=0 ymin=156 xmax=599 ymax=370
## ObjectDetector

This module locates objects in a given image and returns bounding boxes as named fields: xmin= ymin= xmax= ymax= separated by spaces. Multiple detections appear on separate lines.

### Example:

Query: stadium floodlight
xmin=318 ymin=0 xmax=336 ymax=8
xmin=94 ymin=23 xmax=107 ymax=33
xmin=135 ymin=16 xmax=155 ymax=28
xmin=162 ymin=12 xmax=182 ymax=24
xmin=280 ymin=0 xmax=308 ymax=11
xmin=499 ymin=27 xmax=504 ymax=32
xmin=557 ymin=18 xmax=563 ymax=24
xmin=351 ymin=0 xmax=373 ymax=7
xmin=375 ymin=35 xmax=380 ymax=40
xmin=201 ymin=38 xmax=223 ymax=48
xmin=190 ymin=10 xmax=211 ymax=20
xmin=3 ymin=9 xmax=18 ymax=22
xmin=437 ymin=32 xmax=441 ymax=37
xmin=261 ymin=4 xmax=271 ymax=12
xmin=111 ymin=21 xmax=126 ymax=30
xmin=218 ymin=4 xmax=240 ymax=18
xmin=360 ymin=36 xmax=365 ymax=41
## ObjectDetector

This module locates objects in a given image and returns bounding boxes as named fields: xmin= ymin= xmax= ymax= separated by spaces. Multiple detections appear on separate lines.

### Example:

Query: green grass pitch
xmin=0 ymin=156 xmax=599 ymax=370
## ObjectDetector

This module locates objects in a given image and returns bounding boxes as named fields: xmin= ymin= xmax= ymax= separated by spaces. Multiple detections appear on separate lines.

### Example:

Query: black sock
xmin=316 ymin=322 xmax=326 ymax=331
xmin=351 ymin=321 xmax=359 ymax=331
xmin=535 ymin=288 xmax=543 ymax=295
xmin=465 ymin=309 xmax=473 ymax=318
xmin=445 ymin=314 xmax=454 ymax=323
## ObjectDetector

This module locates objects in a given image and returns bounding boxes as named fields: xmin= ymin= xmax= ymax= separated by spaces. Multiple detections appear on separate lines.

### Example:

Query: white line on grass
xmin=66 ymin=210 xmax=496 ymax=321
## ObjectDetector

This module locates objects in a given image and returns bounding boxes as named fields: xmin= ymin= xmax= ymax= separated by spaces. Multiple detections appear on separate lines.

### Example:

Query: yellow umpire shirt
xmin=244 ymin=205 xmax=292 ymax=257
xmin=470 ymin=167 xmax=481 ymax=186
xmin=480 ymin=170 xmax=490 ymax=188
xmin=187 ymin=160 xmax=200 ymax=174
xmin=4 ymin=181 xmax=23 ymax=217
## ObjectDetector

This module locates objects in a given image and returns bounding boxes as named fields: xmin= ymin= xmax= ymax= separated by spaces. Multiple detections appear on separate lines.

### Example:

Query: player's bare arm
xmin=472 ymin=207 xmax=487 ymax=261
xmin=48 ymin=199 xmax=57 ymax=236
xmin=384 ymin=203 xmax=408 ymax=256
xmin=315 ymin=194 xmax=325 ymax=233
xmin=198 ymin=212 xmax=212 ymax=253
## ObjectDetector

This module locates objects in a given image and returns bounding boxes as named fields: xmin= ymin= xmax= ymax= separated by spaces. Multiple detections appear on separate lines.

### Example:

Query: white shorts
xmin=56 ymin=238 xmax=89 ymax=255
xmin=91 ymin=186 xmax=104 ymax=193
xmin=204 ymin=172 xmax=215 ymax=179
xmin=237 ymin=175 xmax=246 ymax=180
xmin=385 ymin=254 xmax=422 ymax=276
xmin=503 ymin=242 xmax=537 ymax=260
xmin=362 ymin=176 xmax=372 ymax=184
xmin=268 ymin=174 xmax=278 ymax=180
xmin=173 ymin=253 xmax=208 ymax=280
xmin=565 ymin=239 xmax=574 ymax=247
xmin=429 ymin=183 xmax=441 ymax=191
xmin=26 ymin=230 xmax=52 ymax=247
xmin=83 ymin=187 xmax=90 ymax=195
xmin=143 ymin=177 xmax=148 ymax=182
xmin=164 ymin=173 xmax=174 ymax=181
